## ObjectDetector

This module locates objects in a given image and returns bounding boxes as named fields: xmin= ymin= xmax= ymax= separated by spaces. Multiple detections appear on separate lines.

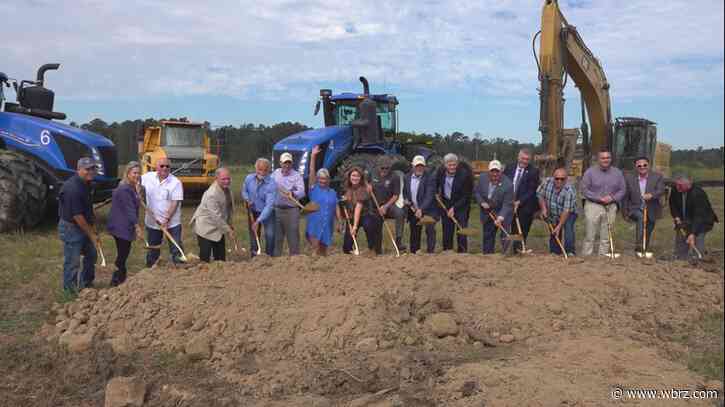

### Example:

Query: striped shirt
xmin=537 ymin=178 xmax=577 ymax=223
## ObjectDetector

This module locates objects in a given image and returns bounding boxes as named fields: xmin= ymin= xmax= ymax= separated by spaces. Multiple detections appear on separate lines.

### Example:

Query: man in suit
xmin=503 ymin=148 xmax=540 ymax=253
xmin=622 ymin=157 xmax=666 ymax=254
xmin=669 ymin=173 xmax=718 ymax=260
xmin=474 ymin=160 xmax=514 ymax=254
xmin=436 ymin=153 xmax=473 ymax=253
xmin=403 ymin=155 xmax=437 ymax=254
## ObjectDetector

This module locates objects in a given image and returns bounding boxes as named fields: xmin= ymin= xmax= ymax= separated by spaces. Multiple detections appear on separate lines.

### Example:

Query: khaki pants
xmin=582 ymin=201 xmax=618 ymax=256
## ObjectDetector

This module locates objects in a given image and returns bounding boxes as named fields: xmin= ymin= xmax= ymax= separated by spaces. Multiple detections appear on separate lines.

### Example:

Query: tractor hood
xmin=0 ymin=112 xmax=114 ymax=149
xmin=162 ymin=146 xmax=205 ymax=160
xmin=274 ymin=125 xmax=351 ymax=151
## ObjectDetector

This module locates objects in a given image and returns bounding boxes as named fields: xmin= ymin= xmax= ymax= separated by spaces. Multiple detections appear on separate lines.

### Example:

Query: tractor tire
xmin=0 ymin=150 xmax=48 ymax=232
xmin=335 ymin=153 xmax=411 ymax=187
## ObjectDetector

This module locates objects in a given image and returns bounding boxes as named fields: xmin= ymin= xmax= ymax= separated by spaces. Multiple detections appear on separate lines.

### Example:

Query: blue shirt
xmin=242 ymin=174 xmax=276 ymax=223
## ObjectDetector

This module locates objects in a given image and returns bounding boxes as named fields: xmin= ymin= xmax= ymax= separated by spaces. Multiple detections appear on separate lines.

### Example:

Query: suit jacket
xmin=190 ymin=181 xmax=233 ymax=242
xmin=107 ymin=183 xmax=140 ymax=242
xmin=474 ymin=173 xmax=514 ymax=223
xmin=403 ymin=170 xmax=437 ymax=216
xmin=622 ymin=171 xmax=666 ymax=219
xmin=669 ymin=184 xmax=719 ymax=235
xmin=503 ymin=163 xmax=540 ymax=215
xmin=436 ymin=166 xmax=473 ymax=213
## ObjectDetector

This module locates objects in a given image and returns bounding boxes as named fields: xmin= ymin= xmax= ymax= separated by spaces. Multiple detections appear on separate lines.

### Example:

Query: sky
xmin=2 ymin=0 xmax=723 ymax=149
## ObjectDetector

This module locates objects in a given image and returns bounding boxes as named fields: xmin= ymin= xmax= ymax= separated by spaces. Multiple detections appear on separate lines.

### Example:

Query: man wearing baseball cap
xmin=403 ymin=155 xmax=438 ymax=253
xmin=272 ymin=152 xmax=305 ymax=256
xmin=474 ymin=160 xmax=514 ymax=254
xmin=369 ymin=156 xmax=407 ymax=251
xmin=58 ymin=157 xmax=100 ymax=292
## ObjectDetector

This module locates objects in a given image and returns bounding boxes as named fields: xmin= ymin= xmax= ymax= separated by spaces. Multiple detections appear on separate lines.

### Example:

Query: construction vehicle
xmin=535 ymin=0 xmax=671 ymax=177
xmin=138 ymin=120 xmax=219 ymax=196
xmin=0 ymin=64 xmax=119 ymax=232
xmin=272 ymin=77 xmax=441 ymax=187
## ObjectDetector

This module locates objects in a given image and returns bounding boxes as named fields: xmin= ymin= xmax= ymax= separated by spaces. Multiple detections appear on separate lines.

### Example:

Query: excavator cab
xmin=612 ymin=118 xmax=669 ymax=176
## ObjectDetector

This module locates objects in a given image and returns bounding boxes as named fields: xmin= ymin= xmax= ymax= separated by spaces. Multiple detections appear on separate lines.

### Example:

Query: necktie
xmin=514 ymin=168 xmax=522 ymax=192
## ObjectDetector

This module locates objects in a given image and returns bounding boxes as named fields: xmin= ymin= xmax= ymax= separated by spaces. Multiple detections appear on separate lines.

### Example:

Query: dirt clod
xmin=105 ymin=376 xmax=146 ymax=407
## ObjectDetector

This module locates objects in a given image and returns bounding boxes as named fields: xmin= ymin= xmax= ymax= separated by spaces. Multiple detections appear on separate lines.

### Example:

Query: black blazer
xmin=436 ymin=165 xmax=473 ymax=212
xmin=669 ymin=184 xmax=718 ymax=235
xmin=503 ymin=163 xmax=540 ymax=215
xmin=403 ymin=170 xmax=436 ymax=215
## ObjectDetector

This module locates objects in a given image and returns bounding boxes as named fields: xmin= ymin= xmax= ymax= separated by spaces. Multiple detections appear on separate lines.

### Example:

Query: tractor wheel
xmin=0 ymin=150 xmax=48 ymax=232
xmin=335 ymin=153 xmax=379 ymax=189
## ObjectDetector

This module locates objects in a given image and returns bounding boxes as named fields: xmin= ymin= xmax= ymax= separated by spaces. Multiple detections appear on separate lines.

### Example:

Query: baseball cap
xmin=280 ymin=152 xmax=293 ymax=164
xmin=77 ymin=157 xmax=99 ymax=170
xmin=488 ymin=160 xmax=503 ymax=172
xmin=412 ymin=155 xmax=426 ymax=167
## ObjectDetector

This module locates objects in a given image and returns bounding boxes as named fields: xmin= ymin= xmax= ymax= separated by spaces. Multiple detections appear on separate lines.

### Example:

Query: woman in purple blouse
xmin=106 ymin=161 xmax=143 ymax=286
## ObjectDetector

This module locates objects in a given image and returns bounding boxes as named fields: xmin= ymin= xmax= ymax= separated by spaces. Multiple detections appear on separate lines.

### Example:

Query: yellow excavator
xmin=536 ymin=0 xmax=671 ymax=177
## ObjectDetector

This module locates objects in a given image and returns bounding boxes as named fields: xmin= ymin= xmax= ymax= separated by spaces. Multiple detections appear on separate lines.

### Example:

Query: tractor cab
xmin=612 ymin=117 xmax=670 ymax=176
xmin=317 ymin=90 xmax=399 ymax=142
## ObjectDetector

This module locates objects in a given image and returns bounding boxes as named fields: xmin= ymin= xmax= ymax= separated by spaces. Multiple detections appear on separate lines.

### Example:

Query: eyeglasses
xmin=636 ymin=164 xmax=648 ymax=168
xmin=554 ymin=177 xmax=566 ymax=181
xmin=159 ymin=164 xmax=170 ymax=168
xmin=379 ymin=167 xmax=390 ymax=170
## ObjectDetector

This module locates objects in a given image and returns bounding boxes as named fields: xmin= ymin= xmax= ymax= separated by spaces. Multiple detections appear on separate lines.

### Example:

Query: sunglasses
xmin=636 ymin=164 xmax=648 ymax=168
xmin=554 ymin=177 xmax=566 ymax=181
xmin=379 ymin=167 xmax=390 ymax=170
xmin=159 ymin=164 xmax=170 ymax=168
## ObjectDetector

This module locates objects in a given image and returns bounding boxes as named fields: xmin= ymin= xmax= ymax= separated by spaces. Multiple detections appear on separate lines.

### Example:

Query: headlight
xmin=91 ymin=147 xmax=105 ymax=176
xmin=298 ymin=151 xmax=308 ymax=174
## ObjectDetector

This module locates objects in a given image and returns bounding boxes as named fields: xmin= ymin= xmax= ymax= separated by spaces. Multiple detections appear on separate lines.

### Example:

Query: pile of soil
xmin=42 ymin=254 xmax=723 ymax=406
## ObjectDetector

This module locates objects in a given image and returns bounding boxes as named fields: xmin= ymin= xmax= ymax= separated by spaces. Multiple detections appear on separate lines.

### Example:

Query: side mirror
xmin=314 ymin=100 xmax=320 ymax=116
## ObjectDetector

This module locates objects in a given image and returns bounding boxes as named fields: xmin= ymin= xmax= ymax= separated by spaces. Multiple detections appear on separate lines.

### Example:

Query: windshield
xmin=334 ymin=102 xmax=395 ymax=132
xmin=613 ymin=124 xmax=656 ymax=171
xmin=162 ymin=126 xmax=204 ymax=147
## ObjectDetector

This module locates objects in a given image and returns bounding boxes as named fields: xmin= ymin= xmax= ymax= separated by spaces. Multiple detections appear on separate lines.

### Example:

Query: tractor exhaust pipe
xmin=359 ymin=76 xmax=369 ymax=96
xmin=36 ymin=64 xmax=60 ymax=86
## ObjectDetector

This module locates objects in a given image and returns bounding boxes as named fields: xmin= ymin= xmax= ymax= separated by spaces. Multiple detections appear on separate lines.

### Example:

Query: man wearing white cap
xmin=474 ymin=160 xmax=514 ymax=254
xmin=272 ymin=152 xmax=305 ymax=256
xmin=402 ymin=155 xmax=437 ymax=253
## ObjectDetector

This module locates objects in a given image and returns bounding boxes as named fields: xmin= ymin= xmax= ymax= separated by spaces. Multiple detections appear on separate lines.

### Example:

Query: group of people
xmin=57 ymin=147 xmax=718 ymax=293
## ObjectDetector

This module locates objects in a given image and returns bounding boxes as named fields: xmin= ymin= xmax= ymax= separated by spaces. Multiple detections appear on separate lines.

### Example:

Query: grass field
xmin=0 ymin=167 xmax=722 ymax=382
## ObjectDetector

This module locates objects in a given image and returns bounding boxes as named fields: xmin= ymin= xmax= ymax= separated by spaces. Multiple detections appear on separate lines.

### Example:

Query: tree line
xmin=70 ymin=118 xmax=722 ymax=170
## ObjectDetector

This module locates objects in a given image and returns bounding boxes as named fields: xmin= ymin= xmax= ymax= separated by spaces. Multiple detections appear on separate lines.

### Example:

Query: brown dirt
xmin=39 ymin=253 xmax=723 ymax=406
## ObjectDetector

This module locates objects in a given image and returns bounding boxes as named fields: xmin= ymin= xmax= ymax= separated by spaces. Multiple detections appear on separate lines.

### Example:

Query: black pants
xmin=408 ymin=212 xmax=436 ymax=254
xmin=111 ymin=236 xmax=132 ymax=287
xmin=343 ymin=214 xmax=382 ymax=254
xmin=197 ymin=235 xmax=226 ymax=262
xmin=441 ymin=207 xmax=470 ymax=253
xmin=512 ymin=210 xmax=534 ymax=253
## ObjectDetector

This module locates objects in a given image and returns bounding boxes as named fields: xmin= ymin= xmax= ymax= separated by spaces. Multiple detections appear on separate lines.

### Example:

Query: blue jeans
xmin=250 ymin=211 xmax=275 ymax=257
xmin=549 ymin=213 xmax=577 ymax=255
xmin=58 ymin=220 xmax=97 ymax=291
xmin=628 ymin=209 xmax=655 ymax=252
xmin=146 ymin=225 xmax=184 ymax=267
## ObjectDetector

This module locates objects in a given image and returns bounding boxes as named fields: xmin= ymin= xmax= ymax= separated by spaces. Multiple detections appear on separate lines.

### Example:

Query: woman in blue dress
xmin=306 ymin=145 xmax=340 ymax=255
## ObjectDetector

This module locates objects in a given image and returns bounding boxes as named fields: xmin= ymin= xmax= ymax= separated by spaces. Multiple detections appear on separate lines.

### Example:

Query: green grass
xmin=671 ymin=165 xmax=724 ymax=182
xmin=686 ymin=311 xmax=724 ymax=380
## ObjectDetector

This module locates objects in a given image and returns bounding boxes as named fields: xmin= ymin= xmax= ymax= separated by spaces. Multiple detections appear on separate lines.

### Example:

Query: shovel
xmin=636 ymin=205 xmax=654 ymax=259
xmin=603 ymin=205 xmax=620 ymax=260
xmin=341 ymin=205 xmax=360 ymax=255
xmin=418 ymin=215 xmax=437 ymax=225
xmin=677 ymin=227 xmax=703 ymax=260
xmin=278 ymin=187 xmax=320 ymax=214
xmin=545 ymin=221 xmax=568 ymax=260
xmin=487 ymin=210 xmax=523 ymax=243
xmin=513 ymin=209 xmax=532 ymax=254
xmin=96 ymin=239 xmax=107 ymax=267
xmin=370 ymin=191 xmax=400 ymax=257
xmin=246 ymin=203 xmax=263 ymax=256
xmin=434 ymin=195 xmax=475 ymax=236
xmin=140 ymin=200 xmax=188 ymax=262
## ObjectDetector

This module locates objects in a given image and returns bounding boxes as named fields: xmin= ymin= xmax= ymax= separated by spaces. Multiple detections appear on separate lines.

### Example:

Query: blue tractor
xmin=273 ymin=77 xmax=440 ymax=188
xmin=0 ymin=64 xmax=119 ymax=232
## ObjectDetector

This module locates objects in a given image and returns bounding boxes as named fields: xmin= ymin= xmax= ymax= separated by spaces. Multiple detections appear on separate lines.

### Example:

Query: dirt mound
xmin=43 ymin=254 xmax=723 ymax=406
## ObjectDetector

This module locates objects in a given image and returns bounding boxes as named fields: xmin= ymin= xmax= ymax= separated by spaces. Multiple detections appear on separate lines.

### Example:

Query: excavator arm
xmin=538 ymin=0 xmax=613 ymax=170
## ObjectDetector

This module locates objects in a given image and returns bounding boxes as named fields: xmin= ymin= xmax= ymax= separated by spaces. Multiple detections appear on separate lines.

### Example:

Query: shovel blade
xmin=457 ymin=228 xmax=476 ymax=236
xmin=302 ymin=202 xmax=321 ymax=213
xmin=418 ymin=216 xmax=437 ymax=225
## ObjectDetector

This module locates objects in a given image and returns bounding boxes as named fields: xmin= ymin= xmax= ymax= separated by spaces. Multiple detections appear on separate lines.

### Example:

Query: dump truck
xmin=138 ymin=120 xmax=219 ymax=196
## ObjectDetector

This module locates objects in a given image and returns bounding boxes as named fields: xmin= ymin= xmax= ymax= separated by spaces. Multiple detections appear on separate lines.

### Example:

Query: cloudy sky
xmin=4 ymin=0 xmax=723 ymax=148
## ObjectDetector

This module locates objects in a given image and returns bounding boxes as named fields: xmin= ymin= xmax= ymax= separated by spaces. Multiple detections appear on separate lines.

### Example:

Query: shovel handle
xmin=278 ymin=187 xmax=305 ymax=210
xmin=370 ymin=190 xmax=400 ymax=257
xmin=487 ymin=211 xmax=512 ymax=238
xmin=435 ymin=194 xmax=465 ymax=231
xmin=341 ymin=205 xmax=360 ymax=255
xmin=546 ymin=222 xmax=568 ymax=259
xmin=246 ymin=204 xmax=262 ymax=255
